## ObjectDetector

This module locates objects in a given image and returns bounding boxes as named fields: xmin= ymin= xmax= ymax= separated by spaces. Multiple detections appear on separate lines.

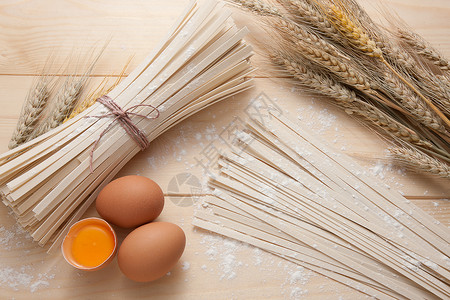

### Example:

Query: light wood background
xmin=0 ymin=0 xmax=448 ymax=299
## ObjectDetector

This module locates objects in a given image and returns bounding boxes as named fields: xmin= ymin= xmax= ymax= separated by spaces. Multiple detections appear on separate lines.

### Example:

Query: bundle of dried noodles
xmin=194 ymin=109 xmax=450 ymax=299
xmin=0 ymin=0 xmax=254 ymax=251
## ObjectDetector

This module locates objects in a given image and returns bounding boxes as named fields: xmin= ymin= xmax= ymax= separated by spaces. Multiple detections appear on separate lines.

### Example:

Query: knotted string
xmin=87 ymin=95 xmax=159 ymax=173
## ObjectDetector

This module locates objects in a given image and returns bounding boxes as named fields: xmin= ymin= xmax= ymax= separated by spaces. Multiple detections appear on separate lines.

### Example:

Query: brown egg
xmin=96 ymin=175 xmax=164 ymax=228
xmin=117 ymin=222 xmax=186 ymax=282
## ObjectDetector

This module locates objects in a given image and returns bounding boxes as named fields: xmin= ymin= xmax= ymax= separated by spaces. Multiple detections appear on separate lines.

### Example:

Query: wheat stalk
xmin=27 ymin=47 xmax=105 ymax=139
xmin=337 ymin=0 xmax=417 ymax=70
xmin=272 ymin=53 xmax=434 ymax=149
xmin=287 ymin=1 xmax=447 ymax=126
xmin=9 ymin=77 xmax=51 ymax=149
xmin=339 ymin=0 xmax=447 ymax=112
xmin=375 ymin=36 xmax=450 ymax=121
xmin=389 ymin=146 xmax=450 ymax=179
xmin=434 ymin=76 xmax=450 ymax=116
xmin=285 ymin=37 xmax=411 ymax=113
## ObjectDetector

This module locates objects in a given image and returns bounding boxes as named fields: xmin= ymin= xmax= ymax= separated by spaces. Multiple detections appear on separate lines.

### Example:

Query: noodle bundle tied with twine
xmin=0 ymin=0 xmax=254 ymax=252
xmin=87 ymin=95 xmax=159 ymax=172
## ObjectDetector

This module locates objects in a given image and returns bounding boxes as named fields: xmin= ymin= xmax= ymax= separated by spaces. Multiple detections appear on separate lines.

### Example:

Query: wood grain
xmin=0 ymin=0 xmax=448 ymax=299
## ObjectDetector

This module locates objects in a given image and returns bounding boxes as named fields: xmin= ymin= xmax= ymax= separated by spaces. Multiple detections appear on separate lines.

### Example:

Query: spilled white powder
xmin=199 ymin=233 xmax=312 ymax=298
xmin=204 ymin=124 xmax=217 ymax=141
xmin=30 ymin=273 xmax=54 ymax=293
xmin=370 ymin=161 xmax=387 ymax=179
xmin=253 ymin=248 xmax=263 ymax=266
xmin=317 ymin=108 xmax=337 ymax=131
xmin=0 ymin=266 xmax=54 ymax=293
xmin=0 ymin=224 xmax=32 ymax=250
xmin=0 ymin=227 xmax=15 ymax=247
xmin=200 ymin=234 xmax=243 ymax=280
xmin=182 ymin=261 xmax=191 ymax=271
xmin=281 ymin=264 xmax=312 ymax=298
xmin=0 ymin=266 xmax=33 ymax=290
xmin=0 ymin=221 xmax=56 ymax=293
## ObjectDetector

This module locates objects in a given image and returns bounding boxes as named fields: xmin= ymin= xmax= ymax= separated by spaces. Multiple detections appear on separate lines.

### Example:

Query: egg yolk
xmin=71 ymin=224 xmax=115 ymax=268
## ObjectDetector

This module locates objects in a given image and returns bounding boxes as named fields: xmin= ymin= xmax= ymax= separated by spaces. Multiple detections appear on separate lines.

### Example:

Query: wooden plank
xmin=0 ymin=0 xmax=448 ymax=298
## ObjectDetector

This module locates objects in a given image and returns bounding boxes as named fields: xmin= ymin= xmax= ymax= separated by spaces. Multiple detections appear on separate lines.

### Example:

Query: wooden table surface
xmin=0 ymin=0 xmax=448 ymax=299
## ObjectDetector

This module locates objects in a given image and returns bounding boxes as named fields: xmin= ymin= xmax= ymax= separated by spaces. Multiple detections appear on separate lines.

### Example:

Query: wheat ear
xmin=64 ymin=80 xmax=105 ymax=123
xmin=398 ymin=29 xmax=450 ymax=72
xmin=389 ymin=147 xmax=450 ymax=179
xmin=229 ymin=0 xmax=282 ymax=16
xmin=433 ymin=76 xmax=450 ymax=116
xmin=327 ymin=0 xmax=448 ymax=119
xmin=271 ymin=53 xmax=433 ymax=149
xmin=30 ymin=76 xmax=85 ymax=138
xmin=64 ymin=56 xmax=131 ymax=123
xmin=282 ymin=0 xmax=345 ymax=42
xmin=337 ymin=0 xmax=417 ymax=71
xmin=285 ymin=37 xmax=408 ymax=113
xmin=328 ymin=4 xmax=383 ymax=58
xmin=382 ymin=71 xmax=447 ymax=134
xmin=271 ymin=17 xmax=344 ymax=58
xmin=327 ymin=4 xmax=450 ymax=129
xmin=9 ymin=77 xmax=51 ymax=149
xmin=65 ymin=74 xmax=123 ymax=122
xmin=290 ymin=38 xmax=373 ymax=91
xmin=415 ymin=74 xmax=450 ymax=116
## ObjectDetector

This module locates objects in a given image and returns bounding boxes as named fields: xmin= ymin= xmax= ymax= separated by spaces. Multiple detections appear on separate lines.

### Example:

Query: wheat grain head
xmin=287 ymin=37 xmax=375 ymax=92
xmin=382 ymin=70 xmax=447 ymax=134
xmin=398 ymin=29 xmax=449 ymax=73
xmin=279 ymin=0 xmax=345 ymax=43
xmin=9 ymin=77 xmax=51 ymax=149
xmin=229 ymin=0 xmax=282 ymax=16
xmin=30 ymin=76 xmax=85 ymax=139
xmin=271 ymin=52 xmax=433 ymax=149
xmin=326 ymin=4 xmax=382 ymax=58
xmin=389 ymin=146 xmax=450 ymax=178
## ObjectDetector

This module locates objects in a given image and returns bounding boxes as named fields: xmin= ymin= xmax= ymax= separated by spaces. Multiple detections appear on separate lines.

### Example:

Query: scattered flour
xmin=182 ymin=261 xmax=191 ymax=271
xmin=317 ymin=108 xmax=337 ymax=131
xmin=200 ymin=234 xmax=243 ymax=280
xmin=0 ymin=266 xmax=33 ymax=290
xmin=0 ymin=222 xmax=56 ymax=293
xmin=0 ymin=265 xmax=54 ymax=293
xmin=280 ymin=264 xmax=312 ymax=299
xmin=252 ymin=248 xmax=263 ymax=266
xmin=0 ymin=223 xmax=32 ymax=250
xmin=369 ymin=161 xmax=389 ymax=179
xmin=199 ymin=233 xmax=312 ymax=298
